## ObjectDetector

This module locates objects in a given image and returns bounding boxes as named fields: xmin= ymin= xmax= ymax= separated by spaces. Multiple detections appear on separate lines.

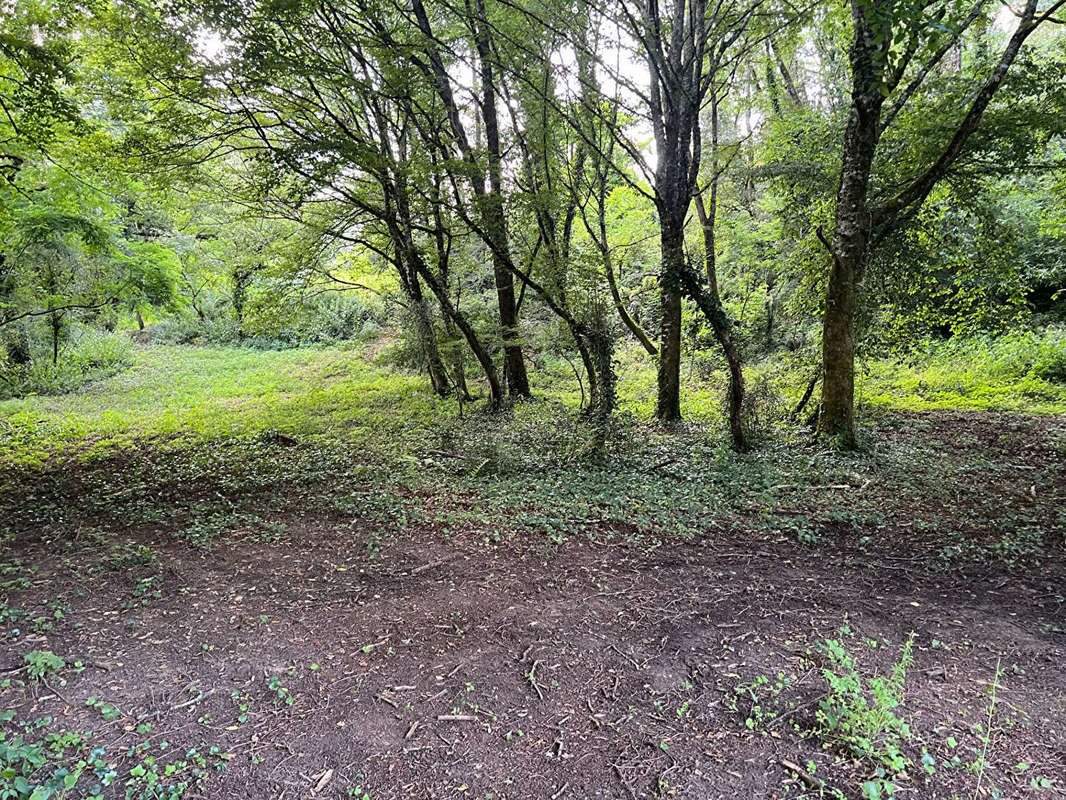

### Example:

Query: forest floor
xmin=1 ymin=344 xmax=1065 ymax=799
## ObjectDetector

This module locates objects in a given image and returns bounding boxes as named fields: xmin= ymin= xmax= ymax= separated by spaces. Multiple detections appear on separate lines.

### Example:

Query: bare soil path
xmin=1 ymin=412 xmax=1064 ymax=799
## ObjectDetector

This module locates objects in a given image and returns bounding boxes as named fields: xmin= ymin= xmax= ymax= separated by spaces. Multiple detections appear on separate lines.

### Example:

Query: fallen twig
xmin=148 ymin=687 xmax=221 ymax=719
xmin=780 ymin=759 xmax=822 ymax=790
xmin=311 ymin=768 xmax=333 ymax=796
xmin=410 ymin=556 xmax=459 ymax=576
xmin=644 ymin=457 xmax=680 ymax=473
xmin=525 ymin=660 xmax=546 ymax=700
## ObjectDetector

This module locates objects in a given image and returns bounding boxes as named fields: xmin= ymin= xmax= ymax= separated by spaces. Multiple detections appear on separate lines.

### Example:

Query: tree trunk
xmin=764 ymin=276 xmax=775 ymax=347
xmin=233 ymin=268 xmax=250 ymax=339
xmin=604 ymin=253 xmax=657 ymax=357
xmin=791 ymin=362 xmax=821 ymax=422
xmin=410 ymin=255 xmax=503 ymax=410
xmin=817 ymin=1 xmax=886 ymax=448
xmin=694 ymin=188 xmax=746 ymax=451
xmin=818 ymin=253 xmax=860 ymax=446
xmin=50 ymin=308 xmax=61 ymax=365
xmin=819 ymin=166 xmax=875 ymax=448
xmin=815 ymin=0 xmax=1041 ymax=447
xmin=575 ymin=333 xmax=600 ymax=417
xmin=409 ymin=293 xmax=450 ymax=397
xmin=694 ymin=93 xmax=747 ymax=450
xmin=429 ymin=171 xmax=471 ymax=401
xmin=443 ymin=316 xmax=471 ymax=399
xmin=586 ymin=312 xmax=616 ymax=458
xmin=472 ymin=0 xmax=530 ymax=399
xmin=594 ymin=185 xmax=657 ymax=356
xmin=656 ymin=215 xmax=684 ymax=422
xmin=403 ymin=258 xmax=449 ymax=397
xmin=495 ymin=262 xmax=528 ymax=398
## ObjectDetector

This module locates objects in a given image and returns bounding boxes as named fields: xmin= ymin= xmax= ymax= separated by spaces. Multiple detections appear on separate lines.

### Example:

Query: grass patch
xmin=857 ymin=329 xmax=1066 ymax=414
xmin=0 ymin=343 xmax=438 ymax=468
xmin=1 ymin=338 xmax=1063 ymax=567
xmin=3 ymin=332 xmax=1062 ymax=471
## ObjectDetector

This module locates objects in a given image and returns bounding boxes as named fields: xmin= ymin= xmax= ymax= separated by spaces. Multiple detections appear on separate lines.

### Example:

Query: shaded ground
xmin=1 ymin=410 xmax=1065 ymax=799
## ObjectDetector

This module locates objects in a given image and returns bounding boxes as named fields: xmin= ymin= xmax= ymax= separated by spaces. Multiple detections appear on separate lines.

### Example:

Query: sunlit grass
xmin=1 ymin=330 xmax=1062 ymax=470
xmin=857 ymin=329 xmax=1066 ymax=414
xmin=0 ymin=344 xmax=442 ymax=467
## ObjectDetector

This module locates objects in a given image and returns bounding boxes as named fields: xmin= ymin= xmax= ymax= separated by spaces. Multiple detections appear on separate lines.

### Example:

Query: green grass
xmin=858 ymin=361 xmax=1065 ymax=413
xmin=0 ymin=343 xmax=440 ymax=468
xmin=856 ymin=330 xmax=1066 ymax=414
xmin=1 ymin=332 xmax=1062 ymax=471
xmin=0 ymin=340 xmax=730 ymax=472
xmin=1 ymin=336 xmax=1062 ymax=571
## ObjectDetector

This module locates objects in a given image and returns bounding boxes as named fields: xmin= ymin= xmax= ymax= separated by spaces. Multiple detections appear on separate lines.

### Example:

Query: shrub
xmin=0 ymin=327 xmax=132 ymax=399
xmin=23 ymin=650 xmax=65 ymax=681
xmin=1031 ymin=342 xmax=1066 ymax=383
xmin=145 ymin=290 xmax=386 ymax=349
xmin=926 ymin=327 xmax=1065 ymax=381
xmin=813 ymin=628 xmax=916 ymax=796
xmin=739 ymin=371 xmax=786 ymax=441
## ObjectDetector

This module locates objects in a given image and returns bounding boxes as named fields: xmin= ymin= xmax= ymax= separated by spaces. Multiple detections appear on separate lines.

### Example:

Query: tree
xmin=3 ymin=209 xmax=112 ymax=363
xmin=586 ymin=0 xmax=764 ymax=446
xmin=818 ymin=0 xmax=1065 ymax=446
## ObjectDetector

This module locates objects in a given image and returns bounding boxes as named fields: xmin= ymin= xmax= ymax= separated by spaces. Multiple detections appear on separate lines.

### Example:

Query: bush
xmin=145 ymin=290 xmax=385 ymax=349
xmin=298 ymin=291 xmax=384 ymax=343
xmin=0 ymin=327 xmax=132 ymax=399
xmin=814 ymin=629 xmax=915 ymax=775
xmin=923 ymin=327 xmax=1066 ymax=381
xmin=1031 ymin=343 xmax=1066 ymax=383
xmin=141 ymin=313 xmax=203 ymax=345
xmin=739 ymin=371 xmax=787 ymax=441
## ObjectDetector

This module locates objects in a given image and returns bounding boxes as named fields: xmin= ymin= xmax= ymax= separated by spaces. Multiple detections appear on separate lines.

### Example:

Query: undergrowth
xmin=732 ymin=626 xmax=1050 ymax=800
xmin=0 ymin=329 xmax=132 ymax=401
xmin=1 ymin=340 xmax=1063 ymax=569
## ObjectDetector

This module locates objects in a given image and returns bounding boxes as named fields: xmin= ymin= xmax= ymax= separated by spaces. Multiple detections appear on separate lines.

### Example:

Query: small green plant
xmin=24 ymin=650 xmax=65 ymax=681
xmin=346 ymin=771 xmax=371 ymax=799
xmin=124 ymin=745 xmax=230 ymax=799
xmin=0 ymin=718 xmax=115 ymax=800
xmin=267 ymin=674 xmax=294 ymax=706
xmin=0 ymin=560 xmax=32 ymax=591
xmin=123 ymin=575 xmax=164 ymax=609
xmin=969 ymin=659 xmax=1003 ymax=799
xmin=812 ymin=627 xmax=916 ymax=797
xmin=86 ymin=697 xmax=122 ymax=721
xmin=98 ymin=540 xmax=158 ymax=572
xmin=729 ymin=672 xmax=795 ymax=732
xmin=230 ymin=690 xmax=250 ymax=724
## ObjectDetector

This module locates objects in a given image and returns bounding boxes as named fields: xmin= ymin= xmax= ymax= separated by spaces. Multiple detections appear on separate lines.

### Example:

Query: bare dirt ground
xmin=2 ymin=412 xmax=1064 ymax=799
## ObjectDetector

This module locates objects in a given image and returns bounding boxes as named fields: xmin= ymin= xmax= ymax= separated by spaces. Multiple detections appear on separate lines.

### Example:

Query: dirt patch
xmin=1 ymin=411 xmax=1065 ymax=799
